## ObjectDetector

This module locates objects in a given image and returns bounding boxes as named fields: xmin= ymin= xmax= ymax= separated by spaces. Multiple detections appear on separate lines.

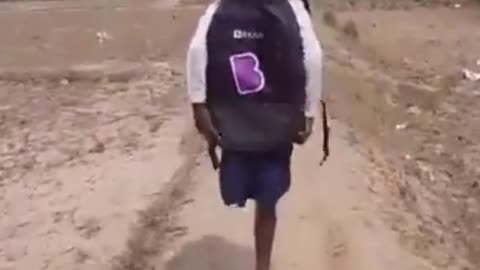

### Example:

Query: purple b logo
xmin=229 ymin=52 xmax=265 ymax=95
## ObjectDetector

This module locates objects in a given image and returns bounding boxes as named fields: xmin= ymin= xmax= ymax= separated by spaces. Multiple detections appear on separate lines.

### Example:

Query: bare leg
xmin=254 ymin=203 xmax=277 ymax=270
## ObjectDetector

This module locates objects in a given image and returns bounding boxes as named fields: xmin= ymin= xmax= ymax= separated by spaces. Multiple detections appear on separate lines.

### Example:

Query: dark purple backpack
xmin=206 ymin=0 xmax=307 ymax=151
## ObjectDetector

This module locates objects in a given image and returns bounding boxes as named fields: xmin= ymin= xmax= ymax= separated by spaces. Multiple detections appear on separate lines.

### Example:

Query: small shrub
xmin=323 ymin=10 xmax=338 ymax=28
xmin=342 ymin=19 xmax=359 ymax=40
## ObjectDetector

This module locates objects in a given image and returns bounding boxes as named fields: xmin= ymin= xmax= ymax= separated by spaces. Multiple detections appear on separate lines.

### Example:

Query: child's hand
xmin=294 ymin=117 xmax=313 ymax=144
xmin=192 ymin=103 xmax=220 ymax=146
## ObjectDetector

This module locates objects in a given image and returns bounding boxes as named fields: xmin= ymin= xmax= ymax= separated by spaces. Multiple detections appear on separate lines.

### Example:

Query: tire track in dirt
xmin=110 ymin=127 xmax=206 ymax=270
xmin=326 ymin=224 xmax=350 ymax=270
xmin=107 ymin=67 xmax=210 ymax=270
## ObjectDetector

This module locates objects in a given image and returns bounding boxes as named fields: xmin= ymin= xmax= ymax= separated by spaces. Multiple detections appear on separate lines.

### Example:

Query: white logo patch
xmin=233 ymin=29 xmax=264 ymax=39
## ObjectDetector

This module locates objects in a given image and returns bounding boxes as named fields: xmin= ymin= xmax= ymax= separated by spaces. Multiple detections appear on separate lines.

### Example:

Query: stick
xmin=319 ymin=100 xmax=330 ymax=166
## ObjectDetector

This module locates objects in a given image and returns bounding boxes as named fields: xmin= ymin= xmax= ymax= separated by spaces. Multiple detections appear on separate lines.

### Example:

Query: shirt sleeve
xmin=186 ymin=2 xmax=219 ymax=104
xmin=288 ymin=0 xmax=324 ymax=118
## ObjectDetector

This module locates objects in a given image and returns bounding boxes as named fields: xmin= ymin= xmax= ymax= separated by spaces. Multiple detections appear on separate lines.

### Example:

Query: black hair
xmin=301 ymin=0 xmax=311 ymax=14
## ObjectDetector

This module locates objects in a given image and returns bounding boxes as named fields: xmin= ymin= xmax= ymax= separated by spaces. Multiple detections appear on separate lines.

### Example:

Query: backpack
xmin=206 ymin=0 xmax=307 ymax=152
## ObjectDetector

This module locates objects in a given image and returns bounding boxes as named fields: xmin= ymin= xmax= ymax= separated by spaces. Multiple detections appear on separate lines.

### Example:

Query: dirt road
xmin=152 ymin=121 xmax=428 ymax=270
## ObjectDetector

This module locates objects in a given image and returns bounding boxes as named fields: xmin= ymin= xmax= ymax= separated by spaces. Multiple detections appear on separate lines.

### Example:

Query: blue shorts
xmin=219 ymin=145 xmax=293 ymax=208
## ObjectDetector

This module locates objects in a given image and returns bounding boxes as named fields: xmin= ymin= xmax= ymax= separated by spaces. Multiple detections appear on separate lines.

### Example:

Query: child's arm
xmin=186 ymin=3 xmax=220 ymax=146
xmin=290 ymin=0 xmax=330 ymax=162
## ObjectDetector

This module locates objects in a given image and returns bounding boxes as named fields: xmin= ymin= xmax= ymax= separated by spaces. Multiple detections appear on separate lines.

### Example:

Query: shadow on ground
xmin=165 ymin=235 xmax=254 ymax=270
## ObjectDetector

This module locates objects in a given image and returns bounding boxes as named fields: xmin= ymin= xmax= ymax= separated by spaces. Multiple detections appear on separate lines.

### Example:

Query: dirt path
xmin=1 ymin=1 xmax=478 ymax=269
xmin=151 ymin=121 xmax=428 ymax=270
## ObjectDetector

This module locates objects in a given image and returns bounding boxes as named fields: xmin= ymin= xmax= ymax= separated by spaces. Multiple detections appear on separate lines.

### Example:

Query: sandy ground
xmin=1 ymin=0 xmax=480 ymax=270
